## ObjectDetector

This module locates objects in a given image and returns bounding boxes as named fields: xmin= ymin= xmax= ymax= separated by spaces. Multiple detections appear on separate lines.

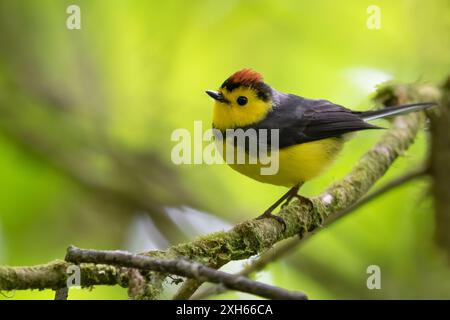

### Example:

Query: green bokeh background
xmin=0 ymin=0 xmax=449 ymax=299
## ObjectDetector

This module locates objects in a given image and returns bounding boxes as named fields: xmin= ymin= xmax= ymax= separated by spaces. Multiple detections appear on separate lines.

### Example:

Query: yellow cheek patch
xmin=212 ymin=87 xmax=272 ymax=130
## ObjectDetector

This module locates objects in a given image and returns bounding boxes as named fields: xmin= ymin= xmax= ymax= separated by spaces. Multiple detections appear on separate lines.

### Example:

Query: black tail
xmin=360 ymin=102 xmax=437 ymax=121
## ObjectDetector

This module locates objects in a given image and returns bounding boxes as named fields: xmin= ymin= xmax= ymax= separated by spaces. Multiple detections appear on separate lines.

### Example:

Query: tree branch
xmin=324 ymin=165 xmax=428 ymax=226
xmin=0 ymin=260 xmax=129 ymax=291
xmin=65 ymin=246 xmax=307 ymax=300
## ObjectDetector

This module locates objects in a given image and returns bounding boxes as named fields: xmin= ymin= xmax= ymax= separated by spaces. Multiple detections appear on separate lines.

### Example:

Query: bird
xmin=206 ymin=69 xmax=435 ymax=226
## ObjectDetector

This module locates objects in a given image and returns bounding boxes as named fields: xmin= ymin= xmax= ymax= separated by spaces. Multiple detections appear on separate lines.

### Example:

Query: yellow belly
xmin=225 ymin=138 xmax=343 ymax=187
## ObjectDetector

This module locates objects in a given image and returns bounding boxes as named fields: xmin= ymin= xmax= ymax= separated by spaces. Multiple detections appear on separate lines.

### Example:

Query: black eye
xmin=237 ymin=96 xmax=248 ymax=106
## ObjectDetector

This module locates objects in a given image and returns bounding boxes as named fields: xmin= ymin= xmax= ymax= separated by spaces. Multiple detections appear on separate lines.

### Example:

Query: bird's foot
xmin=293 ymin=194 xmax=314 ymax=208
xmin=256 ymin=210 xmax=286 ymax=231
xmin=281 ymin=194 xmax=313 ymax=209
xmin=281 ymin=197 xmax=293 ymax=209
xmin=255 ymin=184 xmax=303 ymax=231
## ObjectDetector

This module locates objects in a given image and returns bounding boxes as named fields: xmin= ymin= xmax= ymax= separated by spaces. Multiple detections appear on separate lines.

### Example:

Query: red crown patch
xmin=227 ymin=69 xmax=263 ymax=85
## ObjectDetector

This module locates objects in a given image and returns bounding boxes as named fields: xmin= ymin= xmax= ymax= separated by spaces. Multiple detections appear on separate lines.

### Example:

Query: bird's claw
xmin=281 ymin=194 xmax=312 ymax=209
xmin=256 ymin=211 xmax=286 ymax=231
xmin=292 ymin=194 xmax=314 ymax=208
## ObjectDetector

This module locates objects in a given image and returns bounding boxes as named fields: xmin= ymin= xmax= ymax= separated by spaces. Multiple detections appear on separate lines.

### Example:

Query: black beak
xmin=206 ymin=90 xmax=226 ymax=102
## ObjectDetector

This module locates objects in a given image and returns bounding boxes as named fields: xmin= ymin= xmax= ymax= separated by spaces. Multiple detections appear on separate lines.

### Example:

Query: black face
xmin=220 ymin=80 xmax=272 ymax=102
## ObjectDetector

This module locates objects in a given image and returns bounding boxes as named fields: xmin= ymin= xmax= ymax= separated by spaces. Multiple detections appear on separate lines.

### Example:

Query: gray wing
xmin=244 ymin=94 xmax=380 ymax=149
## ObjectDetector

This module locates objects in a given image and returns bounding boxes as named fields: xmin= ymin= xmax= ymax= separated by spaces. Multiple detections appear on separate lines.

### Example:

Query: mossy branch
xmin=0 ymin=260 xmax=129 ymax=291
xmin=65 ymin=246 xmax=307 ymax=300
xmin=0 ymin=81 xmax=442 ymax=299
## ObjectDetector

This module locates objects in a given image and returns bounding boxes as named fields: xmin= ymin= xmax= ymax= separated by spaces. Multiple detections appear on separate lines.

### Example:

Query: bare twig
xmin=66 ymin=246 xmax=307 ymax=300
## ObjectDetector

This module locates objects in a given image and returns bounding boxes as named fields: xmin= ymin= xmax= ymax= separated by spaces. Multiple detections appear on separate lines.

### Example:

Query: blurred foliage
xmin=0 ymin=0 xmax=449 ymax=299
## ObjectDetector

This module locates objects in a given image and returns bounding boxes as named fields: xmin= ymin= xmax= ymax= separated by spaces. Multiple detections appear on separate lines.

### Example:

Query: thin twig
xmin=66 ymin=246 xmax=307 ymax=300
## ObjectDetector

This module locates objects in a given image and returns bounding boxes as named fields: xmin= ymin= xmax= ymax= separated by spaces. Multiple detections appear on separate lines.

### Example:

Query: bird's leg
xmin=290 ymin=194 xmax=314 ymax=208
xmin=283 ymin=182 xmax=314 ymax=210
xmin=256 ymin=183 xmax=301 ymax=229
xmin=281 ymin=182 xmax=304 ymax=208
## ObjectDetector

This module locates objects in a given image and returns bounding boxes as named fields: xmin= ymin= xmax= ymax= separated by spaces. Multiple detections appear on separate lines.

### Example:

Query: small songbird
xmin=206 ymin=69 xmax=434 ymax=226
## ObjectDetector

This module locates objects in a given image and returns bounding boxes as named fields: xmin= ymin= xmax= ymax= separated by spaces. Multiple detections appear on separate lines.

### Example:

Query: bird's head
xmin=207 ymin=69 xmax=273 ymax=130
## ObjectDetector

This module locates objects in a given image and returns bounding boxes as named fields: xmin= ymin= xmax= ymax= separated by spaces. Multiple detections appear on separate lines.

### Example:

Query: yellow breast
xmin=224 ymin=138 xmax=343 ymax=187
